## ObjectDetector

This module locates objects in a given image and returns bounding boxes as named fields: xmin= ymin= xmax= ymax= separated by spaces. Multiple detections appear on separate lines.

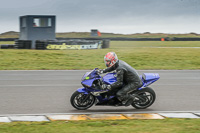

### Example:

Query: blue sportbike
xmin=70 ymin=68 xmax=160 ymax=110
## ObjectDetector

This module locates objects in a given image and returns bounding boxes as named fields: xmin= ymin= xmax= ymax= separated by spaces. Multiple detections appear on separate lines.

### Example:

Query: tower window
xmin=33 ymin=18 xmax=52 ymax=27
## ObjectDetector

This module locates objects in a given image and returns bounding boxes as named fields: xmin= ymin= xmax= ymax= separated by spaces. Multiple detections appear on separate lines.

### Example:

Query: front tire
xmin=70 ymin=91 xmax=95 ymax=110
xmin=131 ymin=87 xmax=156 ymax=109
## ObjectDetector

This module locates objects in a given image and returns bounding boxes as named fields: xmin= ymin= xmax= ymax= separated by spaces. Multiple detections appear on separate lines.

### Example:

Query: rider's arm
xmin=103 ymin=65 xmax=115 ymax=73
xmin=110 ymin=69 xmax=125 ymax=90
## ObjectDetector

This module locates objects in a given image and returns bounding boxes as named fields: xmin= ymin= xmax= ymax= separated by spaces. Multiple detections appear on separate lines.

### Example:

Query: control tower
xmin=19 ymin=15 xmax=56 ymax=49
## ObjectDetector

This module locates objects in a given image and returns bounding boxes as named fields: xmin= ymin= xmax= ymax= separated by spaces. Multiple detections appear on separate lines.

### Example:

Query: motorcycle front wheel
xmin=131 ymin=87 xmax=156 ymax=109
xmin=70 ymin=91 xmax=96 ymax=110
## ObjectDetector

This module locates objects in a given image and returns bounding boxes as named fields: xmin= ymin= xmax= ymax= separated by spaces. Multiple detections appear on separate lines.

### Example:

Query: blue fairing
xmin=138 ymin=73 xmax=160 ymax=90
xmin=143 ymin=73 xmax=160 ymax=81
xmin=81 ymin=68 xmax=100 ymax=81
xmin=77 ymin=88 xmax=89 ymax=94
xmin=81 ymin=68 xmax=102 ymax=89
xmin=82 ymin=79 xmax=96 ymax=87
xmin=103 ymin=73 xmax=117 ymax=85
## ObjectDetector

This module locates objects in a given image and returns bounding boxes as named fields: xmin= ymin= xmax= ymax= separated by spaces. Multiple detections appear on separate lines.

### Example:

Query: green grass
xmin=1 ymin=31 xmax=200 ymax=38
xmin=111 ymin=41 xmax=200 ymax=47
xmin=0 ymin=119 xmax=200 ymax=133
xmin=0 ymin=41 xmax=199 ymax=70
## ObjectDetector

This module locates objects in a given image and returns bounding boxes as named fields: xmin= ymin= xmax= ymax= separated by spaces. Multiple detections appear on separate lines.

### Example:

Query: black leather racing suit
xmin=103 ymin=60 xmax=143 ymax=102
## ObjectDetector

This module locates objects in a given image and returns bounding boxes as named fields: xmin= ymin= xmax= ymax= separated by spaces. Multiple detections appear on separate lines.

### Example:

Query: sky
xmin=0 ymin=0 xmax=200 ymax=34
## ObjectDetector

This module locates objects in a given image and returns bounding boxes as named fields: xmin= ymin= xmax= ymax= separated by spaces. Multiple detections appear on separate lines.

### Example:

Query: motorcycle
xmin=70 ymin=68 xmax=160 ymax=110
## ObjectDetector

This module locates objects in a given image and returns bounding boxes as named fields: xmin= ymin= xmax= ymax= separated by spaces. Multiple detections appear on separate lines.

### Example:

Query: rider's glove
xmin=102 ymin=84 xmax=111 ymax=90
xmin=97 ymin=69 xmax=104 ymax=74
xmin=106 ymin=85 xmax=111 ymax=90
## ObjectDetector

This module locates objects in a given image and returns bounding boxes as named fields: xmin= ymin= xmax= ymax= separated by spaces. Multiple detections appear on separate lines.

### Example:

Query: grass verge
xmin=0 ymin=119 xmax=200 ymax=133
xmin=0 ymin=41 xmax=199 ymax=70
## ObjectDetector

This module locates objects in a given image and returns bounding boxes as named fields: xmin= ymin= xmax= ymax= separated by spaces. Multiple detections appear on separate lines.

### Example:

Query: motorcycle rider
xmin=99 ymin=52 xmax=143 ymax=106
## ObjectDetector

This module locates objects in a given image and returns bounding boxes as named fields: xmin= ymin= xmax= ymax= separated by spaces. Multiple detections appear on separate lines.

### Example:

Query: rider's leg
xmin=116 ymin=82 xmax=141 ymax=106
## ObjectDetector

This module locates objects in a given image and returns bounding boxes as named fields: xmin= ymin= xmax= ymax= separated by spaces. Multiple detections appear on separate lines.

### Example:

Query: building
xmin=19 ymin=15 xmax=56 ymax=49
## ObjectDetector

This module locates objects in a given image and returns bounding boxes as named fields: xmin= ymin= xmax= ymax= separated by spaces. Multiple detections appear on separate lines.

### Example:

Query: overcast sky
xmin=0 ymin=0 xmax=200 ymax=34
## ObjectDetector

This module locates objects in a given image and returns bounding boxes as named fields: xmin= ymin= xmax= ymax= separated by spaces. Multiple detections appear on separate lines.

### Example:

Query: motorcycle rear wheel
xmin=70 ymin=91 xmax=96 ymax=110
xmin=131 ymin=87 xmax=156 ymax=109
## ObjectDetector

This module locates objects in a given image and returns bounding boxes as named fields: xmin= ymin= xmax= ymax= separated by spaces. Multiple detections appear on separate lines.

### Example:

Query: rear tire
xmin=70 ymin=91 xmax=95 ymax=110
xmin=131 ymin=87 xmax=156 ymax=109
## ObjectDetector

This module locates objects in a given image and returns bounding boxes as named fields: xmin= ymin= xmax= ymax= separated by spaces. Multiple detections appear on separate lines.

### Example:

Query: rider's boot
xmin=122 ymin=94 xmax=135 ymax=106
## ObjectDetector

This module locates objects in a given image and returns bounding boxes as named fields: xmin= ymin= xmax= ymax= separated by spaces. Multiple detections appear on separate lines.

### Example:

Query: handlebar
xmin=95 ymin=69 xmax=103 ymax=75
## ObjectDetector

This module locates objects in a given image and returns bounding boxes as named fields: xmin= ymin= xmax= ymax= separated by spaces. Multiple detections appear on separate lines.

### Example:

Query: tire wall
xmin=102 ymin=40 xmax=110 ymax=49
xmin=35 ymin=40 xmax=48 ymax=50
xmin=0 ymin=44 xmax=15 ymax=49
xmin=15 ymin=40 xmax=32 ymax=49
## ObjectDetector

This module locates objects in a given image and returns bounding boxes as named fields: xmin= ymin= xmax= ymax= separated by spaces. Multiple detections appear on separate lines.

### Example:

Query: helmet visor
xmin=105 ymin=61 xmax=111 ymax=67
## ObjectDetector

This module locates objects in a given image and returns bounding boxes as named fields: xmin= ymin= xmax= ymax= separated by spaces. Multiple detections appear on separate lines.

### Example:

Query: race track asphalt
xmin=0 ymin=70 xmax=199 ymax=115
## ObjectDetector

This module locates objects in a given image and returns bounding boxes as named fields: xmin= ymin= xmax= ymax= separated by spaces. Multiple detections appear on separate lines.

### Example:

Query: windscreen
xmin=81 ymin=69 xmax=97 ymax=81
